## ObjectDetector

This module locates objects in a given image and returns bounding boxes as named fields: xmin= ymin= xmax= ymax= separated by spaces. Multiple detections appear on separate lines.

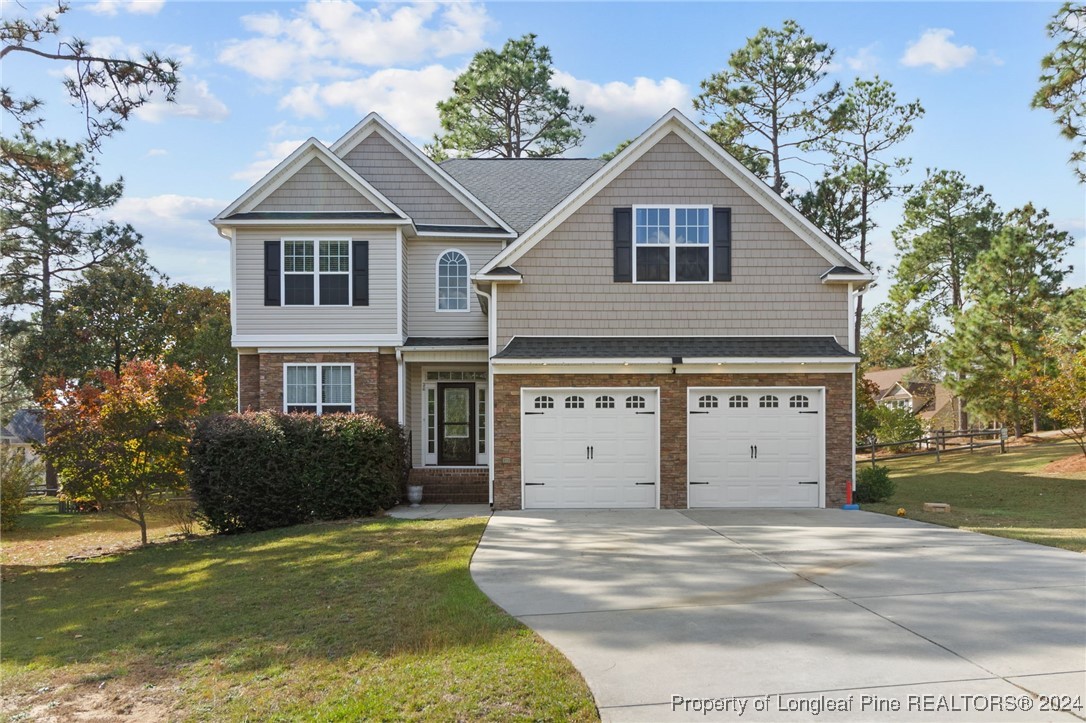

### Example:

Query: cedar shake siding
xmin=495 ymin=132 xmax=850 ymax=347
xmin=233 ymin=226 xmax=398 ymax=338
xmin=492 ymin=372 xmax=853 ymax=511
xmin=406 ymin=239 xmax=502 ymax=337
xmin=341 ymin=132 xmax=491 ymax=227
xmin=251 ymin=158 xmax=381 ymax=214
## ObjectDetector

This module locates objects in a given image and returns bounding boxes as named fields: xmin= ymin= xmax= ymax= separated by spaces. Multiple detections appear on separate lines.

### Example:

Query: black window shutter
xmin=352 ymin=240 xmax=369 ymax=306
xmin=613 ymin=207 xmax=632 ymax=282
xmin=713 ymin=207 xmax=732 ymax=282
xmin=264 ymin=241 xmax=281 ymax=306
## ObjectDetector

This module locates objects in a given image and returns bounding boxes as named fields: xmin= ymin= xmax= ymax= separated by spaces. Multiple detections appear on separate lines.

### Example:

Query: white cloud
xmin=845 ymin=45 xmax=880 ymax=74
xmin=231 ymin=139 xmax=309 ymax=184
xmin=219 ymin=1 xmax=491 ymax=82
xmin=87 ymin=0 xmax=165 ymax=16
xmin=135 ymin=76 xmax=229 ymax=123
xmin=553 ymin=71 xmax=689 ymax=118
xmin=109 ymin=195 xmax=230 ymax=288
xmin=280 ymin=65 xmax=460 ymax=139
xmin=144 ymin=148 xmax=168 ymax=158
xmin=901 ymin=29 xmax=977 ymax=72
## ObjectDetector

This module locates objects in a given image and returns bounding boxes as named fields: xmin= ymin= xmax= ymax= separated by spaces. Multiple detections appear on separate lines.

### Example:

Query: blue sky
xmin=6 ymin=1 xmax=1084 ymax=308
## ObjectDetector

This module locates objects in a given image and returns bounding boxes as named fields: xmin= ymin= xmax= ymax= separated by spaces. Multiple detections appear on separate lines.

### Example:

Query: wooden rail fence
xmin=857 ymin=428 xmax=1007 ymax=466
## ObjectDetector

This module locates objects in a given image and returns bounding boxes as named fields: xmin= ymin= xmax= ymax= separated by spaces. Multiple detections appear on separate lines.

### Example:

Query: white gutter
xmin=474 ymin=281 xmax=496 ymax=507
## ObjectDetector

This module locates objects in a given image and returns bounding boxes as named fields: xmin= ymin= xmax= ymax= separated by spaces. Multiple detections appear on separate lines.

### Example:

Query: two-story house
xmin=212 ymin=110 xmax=873 ymax=511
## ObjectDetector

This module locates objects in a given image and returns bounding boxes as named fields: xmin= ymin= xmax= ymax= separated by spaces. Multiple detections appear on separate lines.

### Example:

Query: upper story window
xmin=634 ymin=206 xmax=711 ymax=283
xmin=437 ymin=250 xmax=469 ymax=312
xmin=283 ymin=239 xmax=350 ymax=306
xmin=284 ymin=364 xmax=353 ymax=414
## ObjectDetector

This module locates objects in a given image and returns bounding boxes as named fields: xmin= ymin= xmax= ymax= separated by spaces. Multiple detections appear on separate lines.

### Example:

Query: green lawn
xmin=1 ymin=517 xmax=598 ymax=721
xmin=863 ymin=439 xmax=1086 ymax=552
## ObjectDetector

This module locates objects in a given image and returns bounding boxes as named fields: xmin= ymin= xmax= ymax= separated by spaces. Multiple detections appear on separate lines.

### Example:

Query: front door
xmin=438 ymin=383 xmax=474 ymax=465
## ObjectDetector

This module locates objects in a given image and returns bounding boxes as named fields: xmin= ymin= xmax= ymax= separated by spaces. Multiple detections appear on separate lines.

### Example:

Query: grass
xmin=863 ymin=438 xmax=1086 ymax=552
xmin=1 ymin=497 xmax=200 ymax=572
xmin=1 ymin=516 xmax=598 ymax=721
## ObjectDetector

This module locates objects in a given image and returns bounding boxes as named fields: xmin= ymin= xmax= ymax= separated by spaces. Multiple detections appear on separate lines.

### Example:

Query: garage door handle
xmin=635 ymin=482 xmax=655 ymax=486
xmin=797 ymin=481 xmax=818 ymax=485
xmin=525 ymin=482 xmax=545 ymax=486
xmin=635 ymin=411 xmax=655 ymax=415
xmin=690 ymin=481 xmax=710 ymax=485
xmin=689 ymin=411 xmax=709 ymax=414
xmin=525 ymin=411 xmax=545 ymax=415
xmin=798 ymin=411 xmax=819 ymax=415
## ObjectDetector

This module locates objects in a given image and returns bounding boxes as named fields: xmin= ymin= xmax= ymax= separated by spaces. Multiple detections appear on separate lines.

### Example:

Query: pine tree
xmin=944 ymin=205 xmax=1073 ymax=436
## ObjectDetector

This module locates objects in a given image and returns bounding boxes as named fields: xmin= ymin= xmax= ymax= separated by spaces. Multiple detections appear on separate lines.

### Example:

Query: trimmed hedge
xmin=855 ymin=464 xmax=895 ymax=503
xmin=188 ymin=412 xmax=406 ymax=534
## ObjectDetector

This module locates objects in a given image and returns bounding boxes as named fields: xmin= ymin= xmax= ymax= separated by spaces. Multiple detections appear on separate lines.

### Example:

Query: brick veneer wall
xmin=253 ymin=351 xmax=399 ymax=423
xmin=493 ymin=372 xmax=853 ymax=511
xmin=238 ymin=354 xmax=260 ymax=411
xmin=407 ymin=466 xmax=487 ymax=504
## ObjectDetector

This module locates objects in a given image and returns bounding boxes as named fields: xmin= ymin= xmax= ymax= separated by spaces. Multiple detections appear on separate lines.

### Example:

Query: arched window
xmin=595 ymin=395 xmax=615 ymax=409
xmin=728 ymin=395 xmax=748 ymax=408
xmin=437 ymin=250 xmax=469 ymax=311
xmin=759 ymin=395 xmax=779 ymax=408
xmin=789 ymin=395 xmax=810 ymax=409
xmin=625 ymin=395 xmax=646 ymax=409
xmin=534 ymin=396 xmax=554 ymax=409
xmin=565 ymin=395 xmax=585 ymax=409
xmin=698 ymin=395 xmax=718 ymax=409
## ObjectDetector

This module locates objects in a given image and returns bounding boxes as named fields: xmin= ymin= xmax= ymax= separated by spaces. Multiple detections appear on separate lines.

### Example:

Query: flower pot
xmin=406 ymin=484 xmax=423 ymax=508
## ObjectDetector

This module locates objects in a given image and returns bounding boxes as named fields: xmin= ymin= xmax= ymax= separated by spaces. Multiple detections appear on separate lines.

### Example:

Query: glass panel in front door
xmin=440 ymin=385 xmax=473 ymax=464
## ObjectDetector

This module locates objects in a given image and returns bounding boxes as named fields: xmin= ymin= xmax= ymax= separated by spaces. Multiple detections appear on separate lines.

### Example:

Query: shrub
xmin=873 ymin=405 xmax=924 ymax=452
xmin=1 ymin=448 xmax=43 ymax=531
xmin=188 ymin=412 xmax=406 ymax=534
xmin=855 ymin=464 xmax=895 ymax=503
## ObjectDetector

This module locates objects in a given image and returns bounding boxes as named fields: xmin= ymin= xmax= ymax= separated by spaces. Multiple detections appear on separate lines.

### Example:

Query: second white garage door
xmin=688 ymin=388 xmax=824 ymax=508
xmin=522 ymin=388 xmax=658 ymax=509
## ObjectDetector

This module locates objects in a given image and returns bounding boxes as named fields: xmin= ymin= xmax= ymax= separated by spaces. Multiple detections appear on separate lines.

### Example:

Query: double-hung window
xmin=283 ymin=239 xmax=350 ymax=305
xmin=284 ymin=364 xmax=353 ymax=414
xmin=633 ymin=206 xmax=711 ymax=283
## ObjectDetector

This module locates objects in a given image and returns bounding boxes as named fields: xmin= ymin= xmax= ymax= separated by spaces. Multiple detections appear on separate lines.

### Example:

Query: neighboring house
xmin=0 ymin=408 xmax=48 ymax=491
xmin=865 ymin=367 xmax=958 ymax=430
xmin=212 ymin=110 xmax=874 ymax=510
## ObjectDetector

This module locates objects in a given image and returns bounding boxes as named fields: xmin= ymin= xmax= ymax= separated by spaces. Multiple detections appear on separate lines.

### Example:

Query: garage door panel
xmin=523 ymin=389 xmax=658 ymax=509
xmin=689 ymin=388 xmax=822 ymax=509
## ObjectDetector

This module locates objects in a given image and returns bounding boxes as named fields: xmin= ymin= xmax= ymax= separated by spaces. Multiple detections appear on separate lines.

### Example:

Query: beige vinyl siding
xmin=496 ymin=132 xmax=850 ymax=347
xmin=253 ymin=158 xmax=380 ymax=213
xmin=406 ymin=239 xmax=501 ymax=337
xmin=234 ymin=226 xmax=398 ymax=337
xmin=342 ymin=132 xmax=491 ymax=226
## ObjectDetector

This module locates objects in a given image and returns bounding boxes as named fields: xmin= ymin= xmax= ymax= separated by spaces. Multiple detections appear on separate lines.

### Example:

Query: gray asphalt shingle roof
xmin=493 ymin=336 xmax=855 ymax=360
xmin=0 ymin=409 xmax=44 ymax=444
xmin=441 ymin=158 xmax=606 ymax=233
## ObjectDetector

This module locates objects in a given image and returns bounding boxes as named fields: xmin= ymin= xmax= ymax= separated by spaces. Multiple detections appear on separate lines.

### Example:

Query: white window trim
xmin=282 ymin=362 xmax=355 ymax=414
xmin=281 ymin=237 xmax=352 ymax=307
xmin=435 ymin=248 xmax=471 ymax=313
xmin=632 ymin=204 xmax=713 ymax=284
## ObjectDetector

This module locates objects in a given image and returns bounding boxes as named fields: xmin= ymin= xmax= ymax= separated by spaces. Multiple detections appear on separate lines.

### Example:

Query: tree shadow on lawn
xmin=1 ymin=517 xmax=514 ymax=679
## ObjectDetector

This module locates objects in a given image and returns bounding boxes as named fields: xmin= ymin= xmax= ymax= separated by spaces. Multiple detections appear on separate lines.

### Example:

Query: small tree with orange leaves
xmin=40 ymin=360 xmax=205 ymax=545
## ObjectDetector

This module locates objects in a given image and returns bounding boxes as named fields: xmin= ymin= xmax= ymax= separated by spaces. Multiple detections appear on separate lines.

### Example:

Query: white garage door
xmin=688 ymin=388 xmax=823 ymax=508
xmin=522 ymin=389 xmax=658 ymax=509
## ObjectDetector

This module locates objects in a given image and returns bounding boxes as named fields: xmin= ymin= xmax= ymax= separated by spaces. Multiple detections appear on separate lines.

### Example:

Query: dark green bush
xmin=855 ymin=464 xmax=895 ymax=503
xmin=188 ymin=412 xmax=405 ymax=534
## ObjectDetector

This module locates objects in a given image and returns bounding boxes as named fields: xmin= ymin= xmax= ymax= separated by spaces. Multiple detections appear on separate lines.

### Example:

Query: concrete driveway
xmin=471 ymin=510 xmax=1086 ymax=721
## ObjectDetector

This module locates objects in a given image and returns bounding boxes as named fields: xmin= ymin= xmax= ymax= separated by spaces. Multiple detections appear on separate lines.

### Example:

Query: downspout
xmin=474 ymin=281 xmax=496 ymax=507
xmin=395 ymin=348 xmax=405 ymax=426
xmin=849 ymin=282 xmax=873 ymax=499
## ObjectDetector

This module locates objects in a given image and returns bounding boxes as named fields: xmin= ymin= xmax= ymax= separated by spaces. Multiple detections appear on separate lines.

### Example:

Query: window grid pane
xmin=635 ymin=207 xmax=671 ymax=245
xmin=286 ymin=366 xmax=317 ymax=405
xmin=477 ymin=388 xmax=486 ymax=455
xmin=319 ymin=240 xmax=349 ymax=273
xmin=427 ymin=388 xmax=436 ymax=454
xmin=322 ymin=366 xmax=352 ymax=405
xmin=675 ymin=207 xmax=709 ymax=245
xmin=283 ymin=241 xmax=314 ymax=273
xmin=438 ymin=251 xmax=468 ymax=311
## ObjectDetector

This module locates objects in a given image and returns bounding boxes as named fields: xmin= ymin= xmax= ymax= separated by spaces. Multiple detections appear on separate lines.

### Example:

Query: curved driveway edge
xmin=471 ymin=509 xmax=1086 ymax=722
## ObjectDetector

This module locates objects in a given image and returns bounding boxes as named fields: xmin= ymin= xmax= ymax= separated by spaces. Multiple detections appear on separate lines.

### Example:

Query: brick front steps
xmin=406 ymin=466 xmax=489 ymax=505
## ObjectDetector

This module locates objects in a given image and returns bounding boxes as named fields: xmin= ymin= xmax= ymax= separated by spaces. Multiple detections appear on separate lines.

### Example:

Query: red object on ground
xmin=846 ymin=483 xmax=853 ymax=505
